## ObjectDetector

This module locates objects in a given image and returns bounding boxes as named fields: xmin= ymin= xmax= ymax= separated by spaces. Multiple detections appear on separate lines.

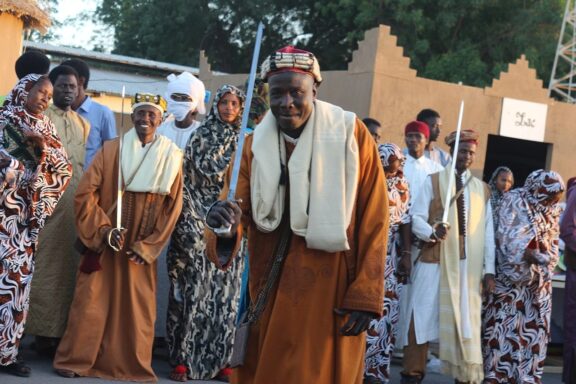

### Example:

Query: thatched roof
xmin=0 ymin=0 xmax=50 ymax=33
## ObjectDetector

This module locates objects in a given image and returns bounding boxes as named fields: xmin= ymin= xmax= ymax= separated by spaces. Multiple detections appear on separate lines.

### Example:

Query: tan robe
xmin=27 ymin=105 xmax=90 ymax=337
xmin=53 ymin=139 xmax=183 ymax=382
xmin=206 ymin=119 xmax=389 ymax=384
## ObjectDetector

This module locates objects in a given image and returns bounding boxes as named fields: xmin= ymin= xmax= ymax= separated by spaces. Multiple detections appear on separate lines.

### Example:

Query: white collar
xmin=282 ymin=132 xmax=299 ymax=145
xmin=406 ymin=153 xmax=426 ymax=163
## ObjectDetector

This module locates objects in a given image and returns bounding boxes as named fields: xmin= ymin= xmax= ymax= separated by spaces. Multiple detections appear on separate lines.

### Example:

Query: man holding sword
xmin=204 ymin=46 xmax=389 ymax=384
xmin=398 ymin=128 xmax=496 ymax=384
xmin=53 ymin=94 xmax=183 ymax=381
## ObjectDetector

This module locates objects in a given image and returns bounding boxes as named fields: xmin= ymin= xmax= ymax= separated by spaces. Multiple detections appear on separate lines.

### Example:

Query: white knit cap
xmin=165 ymin=71 xmax=206 ymax=115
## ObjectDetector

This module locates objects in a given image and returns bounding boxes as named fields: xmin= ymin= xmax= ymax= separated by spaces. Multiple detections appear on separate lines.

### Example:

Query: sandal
xmin=364 ymin=377 xmax=385 ymax=384
xmin=0 ymin=361 xmax=31 ymax=377
xmin=55 ymin=368 xmax=78 ymax=378
xmin=169 ymin=364 xmax=187 ymax=382
xmin=214 ymin=367 xmax=232 ymax=382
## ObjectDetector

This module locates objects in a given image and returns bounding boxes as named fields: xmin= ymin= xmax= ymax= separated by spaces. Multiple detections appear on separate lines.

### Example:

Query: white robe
xmin=156 ymin=117 xmax=200 ymax=149
xmin=403 ymin=153 xmax=444 ymax=202
xmin=398 ymin=170 xmax=495 ymax=347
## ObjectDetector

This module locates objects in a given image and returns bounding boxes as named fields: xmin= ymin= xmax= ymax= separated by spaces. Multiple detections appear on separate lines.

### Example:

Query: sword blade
xmin=226 ymin=22 xmax=265 ymax=201
xmin=116 ymin=86 xmax=125 ymax=229
xmin=441 ymin=100 xmax=465 ymax=224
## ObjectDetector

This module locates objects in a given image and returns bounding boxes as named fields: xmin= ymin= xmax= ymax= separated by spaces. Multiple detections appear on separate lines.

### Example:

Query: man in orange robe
xmin=205 ymin=46 xmax=389 ymax=384
xmin=53 ymin=94 xmax=183 ymax=381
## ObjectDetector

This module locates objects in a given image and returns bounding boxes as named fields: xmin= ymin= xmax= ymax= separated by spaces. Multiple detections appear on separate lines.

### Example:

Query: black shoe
xmin=364 ymin=376 xmax=385 ymax=384
xmin=0 ymin=361 xmax=31 ymax=377
xmin=400 ymin=373 xmax=423 ymax=384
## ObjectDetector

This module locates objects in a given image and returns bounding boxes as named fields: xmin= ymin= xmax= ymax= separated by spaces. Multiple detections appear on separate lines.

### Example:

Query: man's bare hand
xmin=127 ymin=250 xmax=146 ymax=265
xmin=23 ymin=129 xmax=45 ymax=149
xmin=482 ymin=273 xmax=496 ymax=298
xmin=206 ymin=200 xmax=242 ymax=238
xmin=334 ymin=308 xmax=374 ymax=336
xmin=105 ymin=227 xmax=126 ymax=250
xmin=432 ymin=222 xmax=449 ymax=241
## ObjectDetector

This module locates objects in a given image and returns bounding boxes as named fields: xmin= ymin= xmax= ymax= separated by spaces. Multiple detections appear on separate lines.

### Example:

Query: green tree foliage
xmin=95 ymin=0 xmax=565 ymax=87
xmin=96 ymin=0 xmax=211 ymax=67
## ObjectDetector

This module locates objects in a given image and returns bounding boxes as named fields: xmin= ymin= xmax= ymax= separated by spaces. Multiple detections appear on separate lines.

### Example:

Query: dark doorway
xmin=483 ymin=134 xmax=552 ymax=187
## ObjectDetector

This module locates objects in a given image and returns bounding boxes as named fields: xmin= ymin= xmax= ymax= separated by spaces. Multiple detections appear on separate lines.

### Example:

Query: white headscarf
xmin=165 ymin=72 xmax=206 ymax=120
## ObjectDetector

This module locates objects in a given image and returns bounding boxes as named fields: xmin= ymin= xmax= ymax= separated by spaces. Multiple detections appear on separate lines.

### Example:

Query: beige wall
xmin=368 ymin=75 xmax=500 ymax=178
xmin=547 ymin=101 xmax=576 ymax=179
xmin=0 ymin=13 xmax=23 ymax=95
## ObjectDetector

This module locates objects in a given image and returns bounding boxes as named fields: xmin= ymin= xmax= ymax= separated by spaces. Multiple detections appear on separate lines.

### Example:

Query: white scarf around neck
xmin=121 ymin=128 xmax=183 ymax=194
xmin=250 ymin=100 xmax=359 ymax=252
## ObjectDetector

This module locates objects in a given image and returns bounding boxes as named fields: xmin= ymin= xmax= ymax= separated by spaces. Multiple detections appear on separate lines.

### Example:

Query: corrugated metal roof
xmin=24 ymin=41 xmax=200 ymax=75
xmin=74 ymin=66 xmax=168 ymax=96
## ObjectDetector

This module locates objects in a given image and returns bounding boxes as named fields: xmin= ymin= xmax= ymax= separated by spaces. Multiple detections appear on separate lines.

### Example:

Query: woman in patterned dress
xmin=483 ymin=170 xmax=565 ymax=384
xmin=482 ymin=167 xmax=514 ymax=321
xmin=166 ymin=85 xmax=245 ymax=381
xmin=364 ymin=143 xmax=412 ymax=384
xmin=0 ymin=74 xmax=71 ymax=377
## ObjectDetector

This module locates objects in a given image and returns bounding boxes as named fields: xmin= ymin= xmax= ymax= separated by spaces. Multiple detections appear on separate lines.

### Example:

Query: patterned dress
xmin=482 ymin=166 xmax=514 ymax=329
xmin=365 ymin=143 xmax=410 ymax=383
xmin=483 ymin=170 xmax=565 ymax=384
xmin=166 ymin=85 xmax=246 ymax=379
xmin=0 ymin=75 xmax=72 ymax=365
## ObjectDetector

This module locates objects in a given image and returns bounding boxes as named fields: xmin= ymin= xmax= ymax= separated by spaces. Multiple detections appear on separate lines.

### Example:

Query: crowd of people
xmin=0 ymin=44 xmax=573 ymax=384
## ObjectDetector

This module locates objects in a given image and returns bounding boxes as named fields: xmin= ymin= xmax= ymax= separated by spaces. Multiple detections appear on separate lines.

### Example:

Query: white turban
xmin=165 ymin=71 xmax=206 ymax=115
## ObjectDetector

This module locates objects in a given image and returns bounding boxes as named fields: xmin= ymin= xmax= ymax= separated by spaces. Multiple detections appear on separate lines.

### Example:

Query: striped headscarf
xmin=378 ymin=143 xmax=405 ymax=169
xmin=3 ymin=73 xmax=43 ymax=108
xmin=0 ymin=73 xmax=54 ymax=133
xmin=0 ymin=74 xmax=59 ymax=171
xmin=378 ymin=143 xmax=409 ymax=196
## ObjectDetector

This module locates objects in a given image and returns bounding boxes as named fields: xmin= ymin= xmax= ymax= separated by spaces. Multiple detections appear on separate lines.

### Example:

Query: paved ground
xmin=1 ymin=338 xmax=564 ymax=383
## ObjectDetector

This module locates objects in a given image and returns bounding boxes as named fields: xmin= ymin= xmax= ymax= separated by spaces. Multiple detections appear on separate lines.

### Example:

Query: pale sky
xmin=49 ymin=0 xmax=114 ymax=52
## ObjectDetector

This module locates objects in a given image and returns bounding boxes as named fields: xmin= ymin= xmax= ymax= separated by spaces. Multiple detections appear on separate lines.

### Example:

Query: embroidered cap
xmin=445 ymin=129 xmax=479 ymax=146
xmin=260 ymin=46 xmax=322 ymax=84
xmin=132 ymin=93 xmax=167 ymax=114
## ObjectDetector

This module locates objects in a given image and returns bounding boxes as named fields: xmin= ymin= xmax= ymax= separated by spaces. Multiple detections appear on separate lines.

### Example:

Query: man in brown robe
xmin=27 ymin=64 xmax=90 ymax=355
xmin=205 ymin=46 xmax=389 ymax=384
xmin=53 ymin=94 xmax=183 ymax=381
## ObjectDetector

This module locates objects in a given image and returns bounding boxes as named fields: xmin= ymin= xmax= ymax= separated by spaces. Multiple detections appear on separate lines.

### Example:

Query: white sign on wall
xmin=499 ymin=98 xmax=548 ymax=142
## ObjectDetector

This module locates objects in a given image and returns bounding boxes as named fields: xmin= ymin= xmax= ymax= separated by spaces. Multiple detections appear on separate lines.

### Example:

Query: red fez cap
xmin=404 ymin=121 xmax=430 ymax=140
xmin=277 ymin=46 xmax=309 ymax=55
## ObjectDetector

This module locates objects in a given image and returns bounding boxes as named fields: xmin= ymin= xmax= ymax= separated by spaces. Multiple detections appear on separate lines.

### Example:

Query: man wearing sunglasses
xmin=157 ymin=71 xmax=207 ymax=149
